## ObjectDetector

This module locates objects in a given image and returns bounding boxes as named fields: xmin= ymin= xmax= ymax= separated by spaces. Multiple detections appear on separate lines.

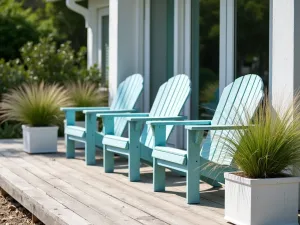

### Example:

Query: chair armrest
xmin=128 ymin=116 xmax=186 ymax=122
xmin=84 ymin=109 xmax=137 ymax=115
xmin=96 ymin=112 xmax=149 ymax=118
xmin=61 ymin=107 xmax=109 ymax=112
xmin=100 ymin=113 xmax=149 ymax=135
xmin=185 ymin=124 xmax=248 ymax=131
xmin=146 ymin=120 xmax=211 ymax=126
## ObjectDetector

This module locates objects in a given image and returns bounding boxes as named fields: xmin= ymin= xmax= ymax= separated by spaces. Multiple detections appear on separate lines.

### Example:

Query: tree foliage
xmin=0 ymin=0 xmax=87 ymax=61
xmin=0 ymin=15 xmax=39 ymax=60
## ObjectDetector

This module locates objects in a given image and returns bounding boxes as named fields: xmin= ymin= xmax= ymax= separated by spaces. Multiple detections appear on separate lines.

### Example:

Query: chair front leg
xmin=85 ymin=113 xmax=97 ymax=165
xmin=65 ymin=111 xmax=76 ymax=158
xmin=102 ymin=116 xmax=115 ymax=173
xmin=153 ymin=158 xmax=166 ymax=191
xmin=186 ymin=130 xmax=203 ymax=204
xmin=153 ymin=124 xmax=167 ymax=191
xmin=128 ymin=121 xmax=142 ymax=182
xmin=65 ymin=135 xmax=75 ymax=158
xmin=104 ymin=148 xmax=114 ymax=173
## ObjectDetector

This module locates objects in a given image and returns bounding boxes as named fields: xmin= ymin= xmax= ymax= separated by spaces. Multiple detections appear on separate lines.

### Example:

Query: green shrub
xmin=0 ymin=59 xmax=28 ymax=99
xmin=223 ymin=97 xmax=300 ymax=178
xmin=0 ymin=37 xmax=101 ymax=100
xmin=0 ymin=15 xmax=39 ymax=60
xmin=20 ymin=37 xmax=101 ymax=84
xmin=0 ymin=122 xmax=22 ymax=139
xmin=0 ymin=82 xmax=71 ymax=127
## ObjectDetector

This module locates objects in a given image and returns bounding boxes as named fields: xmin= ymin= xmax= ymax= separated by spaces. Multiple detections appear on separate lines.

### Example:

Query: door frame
xmin=219 ymin=0 xmax=235 ymax=94
xmin=190 ymin=0 xmax=235 ymax=118
xmin=144 ymin=0 xmax=151 ymax=112
xmin=97 ymin=7 xmax=109 ymax=75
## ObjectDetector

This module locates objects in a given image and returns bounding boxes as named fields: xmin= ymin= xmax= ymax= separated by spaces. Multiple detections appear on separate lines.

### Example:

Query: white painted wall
xmin=88 ymin=0 xmax=109 ymax=68
xmin=109 ymin=0 xmax=144 ymax=104
xmin=86 ymin=8 xmax=98 ymax=68
xmin=270 ymin=0 xmax=300 ymax=107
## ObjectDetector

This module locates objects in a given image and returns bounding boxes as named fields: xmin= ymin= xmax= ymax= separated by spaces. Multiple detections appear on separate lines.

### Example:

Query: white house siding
xmin=109 ymin=0 xmax=144 ymax=104
xmin=269 ymin=0 xmax=300 ymax=107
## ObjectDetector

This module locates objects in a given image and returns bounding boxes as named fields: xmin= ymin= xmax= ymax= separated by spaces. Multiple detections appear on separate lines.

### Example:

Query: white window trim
xmin=144 ymin=0 xmax=151 ymax=112
xmin=97 ymin=7 xmax=109 ymax=70
xmin=219 ymin=0 xmax=235 ymax=94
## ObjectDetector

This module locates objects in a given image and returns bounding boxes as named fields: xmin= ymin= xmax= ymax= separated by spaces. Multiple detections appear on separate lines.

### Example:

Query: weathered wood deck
xmin=0 ymin=139 xmax=227 ymax=225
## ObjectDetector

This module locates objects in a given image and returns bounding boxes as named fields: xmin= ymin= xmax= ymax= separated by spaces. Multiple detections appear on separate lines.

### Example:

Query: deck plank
xmin=33 ymin=153 xmax=226 ymax=225
xmin=0 ymin=140 xmax=228 ymax=225
xmin=18 ymin=153 xmax=204 ymax=225
xmin=56 ymin=150 xmax=225 ymax=214
xmin=0 ymin=152 xmax=114 ymax=225
xmin=0 ymin=150 xmax=164 ymax=225
xmin=0 ymin=162 xmax=91 ymax=225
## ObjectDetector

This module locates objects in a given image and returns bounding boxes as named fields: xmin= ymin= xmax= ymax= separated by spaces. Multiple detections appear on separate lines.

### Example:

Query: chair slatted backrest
xmin=201 ymin=74 xmax=264 ymax=165
xmin=110 ymin=74 xmax=143 ymax=136
xmin=140 ymin=75 xmax=191 ymax=148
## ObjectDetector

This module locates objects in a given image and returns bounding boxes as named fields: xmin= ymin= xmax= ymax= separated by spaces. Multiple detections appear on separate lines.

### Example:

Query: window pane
xmin=198 ymin=0 xmax=220 ymax=119
xmin=235 ymin=0 xmax=269 ymax=89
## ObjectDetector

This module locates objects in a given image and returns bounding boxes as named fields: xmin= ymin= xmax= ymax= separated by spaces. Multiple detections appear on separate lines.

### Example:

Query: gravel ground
xmin=0 ymin=190 xmax=44 ymax=225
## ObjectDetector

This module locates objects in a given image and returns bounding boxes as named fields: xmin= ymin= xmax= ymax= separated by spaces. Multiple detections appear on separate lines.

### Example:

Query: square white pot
xmin=22 ymin=125 xmax=58 ymax=153
xmin=225 ymin=172 xmax=300 ymax=225
xmin=64 ymin=120 xmax=99 ymax=149
xmin=291 ymin=167 xmax=300 ymax=210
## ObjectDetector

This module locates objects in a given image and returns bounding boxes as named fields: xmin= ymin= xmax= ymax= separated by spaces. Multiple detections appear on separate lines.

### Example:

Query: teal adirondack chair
xmin=147 ymin=74 xmax=264 ymax=204
xmin=61 ymin=74 xmax=143 ymax=165
xmin=96 ymin=75 xmax=191 ymax=182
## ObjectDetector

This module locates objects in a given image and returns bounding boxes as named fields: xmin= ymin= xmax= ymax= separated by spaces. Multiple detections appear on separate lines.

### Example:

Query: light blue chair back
xmin=140 ymin=75 xmax=191 ymax=148
xmin=110 ymin=74 xmax=143 ymax=136
xmin=201 ymin=74 xmax=264 ymax=165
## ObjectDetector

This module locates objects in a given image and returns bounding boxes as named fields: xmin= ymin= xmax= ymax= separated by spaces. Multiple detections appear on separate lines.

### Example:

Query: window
xmin=194 ymin=0 xmax=221 ymax=119
xmin=235 ymin=0 xmax=269 ymax=89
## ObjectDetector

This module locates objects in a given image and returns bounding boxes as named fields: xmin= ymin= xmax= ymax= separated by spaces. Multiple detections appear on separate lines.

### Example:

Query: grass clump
xmin=0 ymin=82 xmax=71 ymax=127
xmin=65 ymin=81 xmax=107 ymax=121
xmin=224 ymin=96 xmax=300 ymax=179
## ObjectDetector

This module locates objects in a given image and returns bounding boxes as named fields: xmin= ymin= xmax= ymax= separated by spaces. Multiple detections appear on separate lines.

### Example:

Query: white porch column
xmin=87 ymin=8 xmax=98 ymax=68
xmin=219 ymin=0 xmax=235 ymax=94
xmin=109 ymin=0 xmax=144 ymax=104
xmin=270 ymin=0 xmax=300 ymax=107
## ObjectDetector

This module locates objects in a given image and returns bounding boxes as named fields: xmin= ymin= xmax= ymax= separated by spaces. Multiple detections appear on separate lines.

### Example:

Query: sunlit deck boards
xmin=0 ymin=139 xmax=226 ymax=225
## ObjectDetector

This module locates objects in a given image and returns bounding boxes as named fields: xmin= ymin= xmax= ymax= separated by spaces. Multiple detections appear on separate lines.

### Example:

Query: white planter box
xmin=224 ymin=172 xmax=300 ymax=225
xmin=291 ymin=167 xmax=300 ymax=210
xmin=22 ymin=125 xmax=58 ymax=154
xmin=64 ymin=121 xmax=99 ymax=149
